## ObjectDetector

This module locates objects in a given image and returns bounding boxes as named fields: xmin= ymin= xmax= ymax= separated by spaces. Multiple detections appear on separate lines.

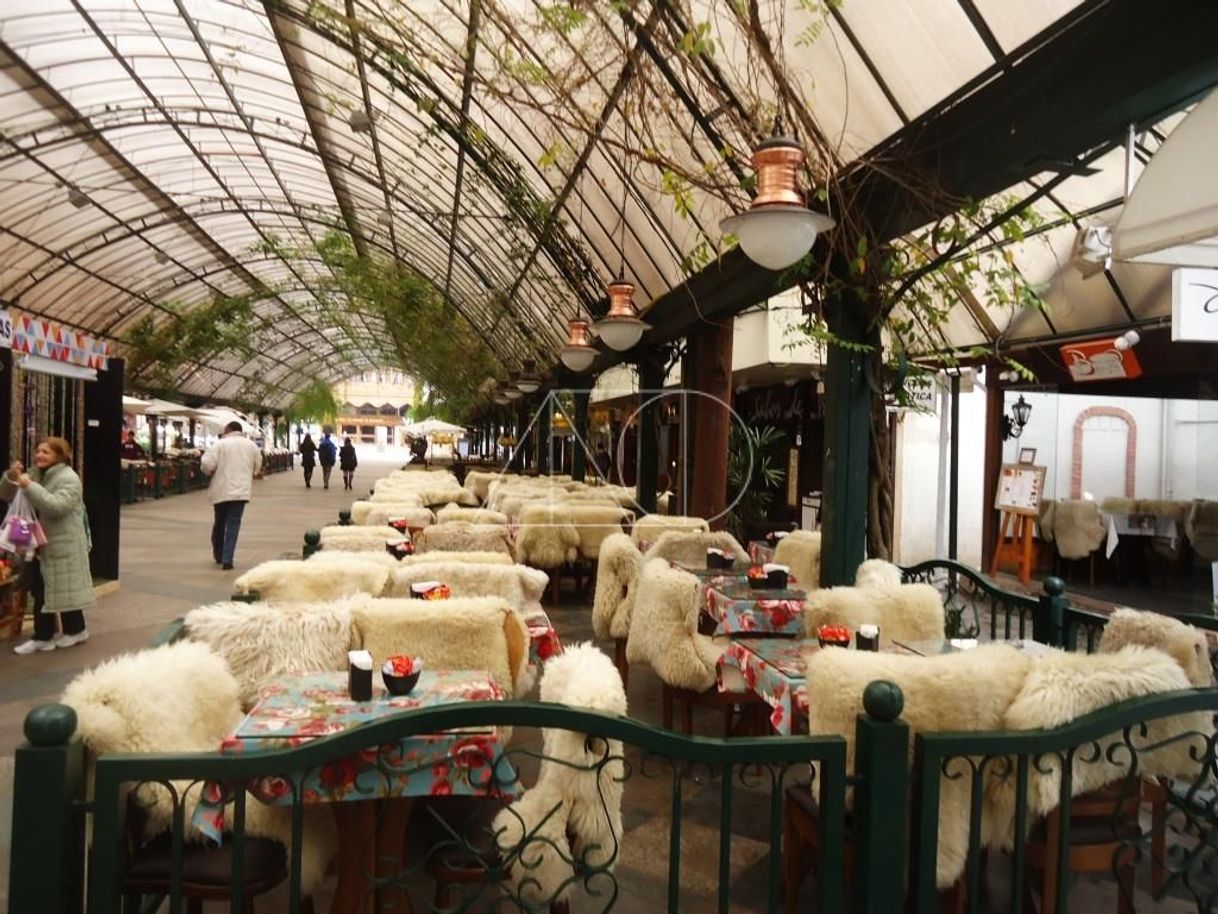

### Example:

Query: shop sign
xmin=0 ymin=309 xmax=11 ymax=349
xmin=1060 ymin=339 xmax=1142 ymax=382
xmin=1172 ymin=267 xmax=1218 ymax=341
xmin=903 ymin=375 xmax=938 ymax=413
xmin=10 ymin=312 xmax=108 ymax=369
xmin=741 ymin=386 xmax=806 ymax=425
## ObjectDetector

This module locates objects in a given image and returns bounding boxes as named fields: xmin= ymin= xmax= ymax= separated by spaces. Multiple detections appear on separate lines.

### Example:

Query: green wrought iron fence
xmin=899 ymin=559 xmax=1048 ymax=641
xmin=13 ymin=701 xmax=848 ymax=914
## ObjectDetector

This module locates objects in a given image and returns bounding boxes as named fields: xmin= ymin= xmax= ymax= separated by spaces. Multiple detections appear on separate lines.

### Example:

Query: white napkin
xmin=348 ymin=649 xmax=373 ymax=671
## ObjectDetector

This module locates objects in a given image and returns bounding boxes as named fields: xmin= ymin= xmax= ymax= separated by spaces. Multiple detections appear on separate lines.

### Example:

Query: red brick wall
xmin=1070 ymin=406 xmax=1137 ymax=499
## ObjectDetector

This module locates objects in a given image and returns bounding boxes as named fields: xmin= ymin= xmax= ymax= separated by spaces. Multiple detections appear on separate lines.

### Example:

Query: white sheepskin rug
xmin=1187 ymin=500 xmax=1218 ymax=561
xmin=643 ymin=530 xmax=746 ymax=568
xmin=318 ymin=525 xmax=402 ymax=553
xmin=62 ymin=641 xmax=337 ymax=895
xmin=803 ymin=643 xmax=1033 ymax=889
xmin=351 ymin=596 xmax=530 ymax=697
xmin=563 ymin=504 xmax=634 ymax=561
xmin=464 ymin=469 xmax=504 ymax=502
xmin=1098 ymin=607 xmax=1214 ymax=687
xmin=592 ymin=534 xmax=642 ymax=640
xmin=986 ymin=646 xmax=1204 ymax=851
xmin=626 ymin=559 xmax=724 ymax=691
xmin=233 ymin=559 xmax=390 ymax=602
xmin=351 ymin=497 xmax=422 ymax=524
xmin=363 ymin=506 xmax=435 ymax=529
xmin=516 ymin=505 xmax=580 ymax=570
xmin=396 ymin=550 xmax=512 ymax=567
xmin=773 ymin=530 xmax=821 ymax=590
xmin=435 ymin=504 xmax=508 ymax=526
xmin=494 ymin=643 xmax=627 ymax=904
xmin=801 ymin=583 xmax=945 ymax=648
xmin=306 ymin=549 xmax=401 ymax=569
xmin=853 ymin=559 xmax=903 ymax=590
xmin=184 ymin=600 xmax=356 ymax=707
xmin=415 ymin=522 xmax=514 ymax=557
xmin=385 ymin=562 xmax=548 ymax=610
xmin=1051 ymin=499 xmax=1105 ymax=560
xmin=630 ymin=514 xmax=708 ymax=547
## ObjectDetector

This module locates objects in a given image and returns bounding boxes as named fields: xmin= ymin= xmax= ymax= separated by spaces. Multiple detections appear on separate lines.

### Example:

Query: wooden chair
xmin=661 ymin=682 xmax=766 ymax=737
xmin=1025 ymin=779 xmax=1142 ymax=914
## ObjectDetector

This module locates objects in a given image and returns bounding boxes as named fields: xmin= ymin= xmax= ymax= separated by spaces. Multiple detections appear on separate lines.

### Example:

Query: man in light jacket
xmin=201 ymin=421 xmax=262 ymax=570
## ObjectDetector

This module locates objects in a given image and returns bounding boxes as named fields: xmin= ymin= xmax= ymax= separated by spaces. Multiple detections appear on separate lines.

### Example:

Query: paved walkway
xmin=0 ymin=446 xmax=410 ymax=909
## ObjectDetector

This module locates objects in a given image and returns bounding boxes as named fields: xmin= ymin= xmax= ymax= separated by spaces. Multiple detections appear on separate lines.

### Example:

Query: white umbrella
xmin=122 ymin=395 xmax=151 ymax=413
xmin=407 ymin=416 xmax=467 ymax=437
xmin=141 ymin=397 xmax=200 ymax=417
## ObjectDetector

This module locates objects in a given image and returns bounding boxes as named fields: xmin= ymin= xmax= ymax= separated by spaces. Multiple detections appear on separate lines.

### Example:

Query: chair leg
xmin=681 ymin=695 xmax=694 ymax=735
xmin=614 ymin=639 xmax=629 ymax=693
xmin=186 ymin=899 xmax=204 ymax=914
xmin=782 ymin=809 xmax=805 ymax=914
xmin=1116 ymin=848 xmax=1137 ymax=914
xmin=1041 ymin=809 xmax=1061 ymax=914
xmin=1150 ymin=782 xmax=1168 ymax=895
xmin=661 ymin=683 xmax=673 ymax=730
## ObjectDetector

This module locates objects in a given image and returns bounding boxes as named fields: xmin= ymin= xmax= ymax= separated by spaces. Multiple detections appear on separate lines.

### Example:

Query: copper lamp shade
xmin=595 ymin=276 xmax=650 ymax=352
xmin=559 ymin=318 xmax=596 ymax=372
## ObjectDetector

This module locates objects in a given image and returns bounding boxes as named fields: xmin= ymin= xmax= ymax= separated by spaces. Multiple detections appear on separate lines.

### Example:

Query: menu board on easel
xmin=994 ymin=464 xmax=1046 ymax=516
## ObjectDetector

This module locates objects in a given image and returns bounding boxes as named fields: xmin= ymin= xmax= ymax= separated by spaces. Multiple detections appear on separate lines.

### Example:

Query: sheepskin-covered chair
xmin=491 ymin=643 xmax=628 ymax=907
xmin=361 ymin=505 xmax=435 ymax=530
xmin=395 ymin=549 xmax=513 ymax=567
xmin=516 ymin=505 xmax=581 ymax=602
xmin=1098 ymin=607 xmax=1214 ymax=687
xmin=592 ymin=534 xmax=642 ymax=688
xmin=463 ymin=469 xmax=504 ymax=502
xmin=306 ymin=549 xmax=401 ymax=569
xmin=643 ymin=530 xmax=746 ymax=568
xmin=385 ymin=562 xmax=548 ymax=611
xmin=1050 ymin=499 xmax=1105 ymax=561
xmin=626 ymin=559 xmax=748 ymax=732
xmin=565 ymin=503 xmax=633 ymax=562
xmin=414 ymin=522 xmax=514 ymax=558
xmin=184 ymin=600 xmax=356 ymax=707
xmin=62 ymin=641 xmax=337 ymax=897
xmin=984 ymin=645 xmax=1205 ymax=854
xmin=317 ymin=524 xmax=401 ymax=553
xmin=801 ymin=583 xmax=945 ymax=649
xmin=1187 ymin=500 xmax=1218 ymax=561
xmin=796 ymin=644 xmax=1033 ymax=897
xmin=351 ymin=497 xmax=422 ymax=524
xmin=772 ymin=530 xmax=821 ymax=590
xmin=233 ymin=559 xmax=390 ymax=603
xmin=351 ymin=596 xmax=531 ymax=697
xmin=435 ymin=503 xmax=508 ymax=526
xmin=853 ymin=559 xmax=903 ymax=590
xmin=629 ymin=514 xmax=708 ymax=548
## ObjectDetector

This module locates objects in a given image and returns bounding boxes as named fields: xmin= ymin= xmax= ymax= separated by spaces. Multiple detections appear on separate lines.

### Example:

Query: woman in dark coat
xmin=298 ymin=434 xmax=317 ymax=488
xmin=339 ymin=437 xmax=358 ymax=491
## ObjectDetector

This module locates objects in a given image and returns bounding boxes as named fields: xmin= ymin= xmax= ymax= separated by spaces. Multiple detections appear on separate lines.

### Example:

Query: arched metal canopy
xmin=4 ymin=0 xmax=1200 ymax=406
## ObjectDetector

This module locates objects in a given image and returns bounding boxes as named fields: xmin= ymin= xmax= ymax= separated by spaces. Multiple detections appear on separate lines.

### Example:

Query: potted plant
xmin=725 ymin=425 xmax=786 ymax=542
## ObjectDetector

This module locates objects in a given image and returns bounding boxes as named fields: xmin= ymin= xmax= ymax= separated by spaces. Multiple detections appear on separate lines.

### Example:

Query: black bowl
xmin=747 ymin=575 xmax=768 ymax=590
xmin=382 ymin=670 xmax=421 ymax=695
xmin=817 ymin=637 xmax=850 ymax=649
xmin=766 ymin=570 xmax=789 ymax=589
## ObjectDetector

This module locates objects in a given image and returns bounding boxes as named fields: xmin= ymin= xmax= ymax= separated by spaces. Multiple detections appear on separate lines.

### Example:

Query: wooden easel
xmin=990 ymin=509 xmax=1035 ymax=584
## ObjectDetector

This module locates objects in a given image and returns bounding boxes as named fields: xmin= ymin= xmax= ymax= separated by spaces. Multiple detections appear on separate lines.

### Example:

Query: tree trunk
xmin=867 ymin=353 xmax=895 ymax=561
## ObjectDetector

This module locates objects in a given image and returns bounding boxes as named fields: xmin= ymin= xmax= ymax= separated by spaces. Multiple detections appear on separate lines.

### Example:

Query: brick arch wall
xmin=1070 ymin=406 xmax=1137 ymax=499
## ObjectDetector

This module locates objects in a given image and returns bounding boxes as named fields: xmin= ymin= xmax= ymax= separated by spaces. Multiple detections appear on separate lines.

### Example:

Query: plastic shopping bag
xmin=0 ymin=490 xmax=43 ymax=561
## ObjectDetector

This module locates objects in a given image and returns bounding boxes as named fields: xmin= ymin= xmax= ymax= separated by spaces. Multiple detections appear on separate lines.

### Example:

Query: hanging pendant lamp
xmin=516 ymin=360 xmax=542 ymax=393
xmin=720 ymin=117 xmax=835 ymax=271
xmin=594 ymin=275 xmax=649 ymax=351
xmin=503 ymin=372 xmax=524 ymax=400
xmin=559 ymin=318 xmax=596 ymax=372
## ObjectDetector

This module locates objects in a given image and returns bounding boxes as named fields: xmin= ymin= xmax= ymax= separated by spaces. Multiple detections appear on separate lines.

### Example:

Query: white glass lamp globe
xmin=721 ymin=206 xmax=836 ymax=272
xmin=560 ymin=347 xmax=596 ymax=372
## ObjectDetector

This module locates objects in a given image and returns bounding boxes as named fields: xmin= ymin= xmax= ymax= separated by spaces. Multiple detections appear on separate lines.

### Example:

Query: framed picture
xmin=1018 ymin=447 xmax=1037 ymax=465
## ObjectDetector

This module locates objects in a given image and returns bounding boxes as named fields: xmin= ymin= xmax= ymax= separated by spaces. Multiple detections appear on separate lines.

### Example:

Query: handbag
xmin=0 ymin=490 xmax=46 ymax=561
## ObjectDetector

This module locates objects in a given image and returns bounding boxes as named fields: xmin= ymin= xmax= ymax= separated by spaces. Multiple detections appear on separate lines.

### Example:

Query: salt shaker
xmin=856 ymin=624 xmax=880 ymax=652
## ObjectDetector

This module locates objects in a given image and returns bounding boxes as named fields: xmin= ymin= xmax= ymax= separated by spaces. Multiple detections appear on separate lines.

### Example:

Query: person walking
xmin=201 ymin=421 xmax=262 ymax=570
xmin=339 ymin=436 xmax=358 ymax=491
xmin=299 ymin=433 xmax=317 ymax=488
xmin=317 ymin=431 xmax=337 ymax=490
xmin=4 ymin=437 xmax=96 ymax=655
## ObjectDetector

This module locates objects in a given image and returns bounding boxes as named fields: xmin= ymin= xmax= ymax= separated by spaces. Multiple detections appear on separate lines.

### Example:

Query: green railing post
xmin=231 ymin=590 xmax=260 ymax=604
xmin=338 ymin=509 xmax=352 ymax=526
xmin=10 ymin=704 xmax=85 ymax=914
xmin=302 ymin=529 xmax=320 ymax=559
xmin=853 ymin=680 xmax=908 ymax=914
xmin=1034 ymin=576 xmax=1067 ymax=647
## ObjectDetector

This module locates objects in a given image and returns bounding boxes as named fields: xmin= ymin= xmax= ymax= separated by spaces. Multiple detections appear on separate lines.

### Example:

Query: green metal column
xmin=572 ymin=390 xmax=590 ymax=482
xmin=820 ymin=289 xmax=872 ymax=586
xmin=948 ymin=371 xmax=961 ymax=561
xmin=635 ymin=352 xmax=661 ymax=514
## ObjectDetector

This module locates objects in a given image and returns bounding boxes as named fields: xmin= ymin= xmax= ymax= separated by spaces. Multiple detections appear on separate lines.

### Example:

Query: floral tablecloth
xmin=718 ymin=639 xmax=810 ymax=735
xmin=748 ymin=541 xmax=777 ymax=565
xmin=192 ymin=670 xmax=515 ymax=841
xmin=703 ymin=582 xmax=805 ymax=636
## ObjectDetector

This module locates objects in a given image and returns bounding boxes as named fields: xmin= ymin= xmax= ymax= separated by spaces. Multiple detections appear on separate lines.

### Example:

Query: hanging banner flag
xmin=10 ymin=312 xmax=108 ymax=369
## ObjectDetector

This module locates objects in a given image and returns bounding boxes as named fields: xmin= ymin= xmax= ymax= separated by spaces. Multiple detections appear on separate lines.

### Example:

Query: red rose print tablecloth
xmin=192 ymin=670 xmax=515 ymax=841
xmin=703 ymin=582 xmax=805 ymax=636
xmin=717 ymin=638 xmax=811 ymax=735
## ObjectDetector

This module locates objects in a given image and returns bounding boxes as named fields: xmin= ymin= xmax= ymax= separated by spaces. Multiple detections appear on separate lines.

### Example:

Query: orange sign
xmin=1060 ymin=339 xmax=1142 ymax=382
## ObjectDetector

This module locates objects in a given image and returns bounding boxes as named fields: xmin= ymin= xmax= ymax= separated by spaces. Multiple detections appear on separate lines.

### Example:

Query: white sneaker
xmin=54 ymin=630 xmax=90 ymax=649
xmin=13 ymin=639 xmax=56 ymax=655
